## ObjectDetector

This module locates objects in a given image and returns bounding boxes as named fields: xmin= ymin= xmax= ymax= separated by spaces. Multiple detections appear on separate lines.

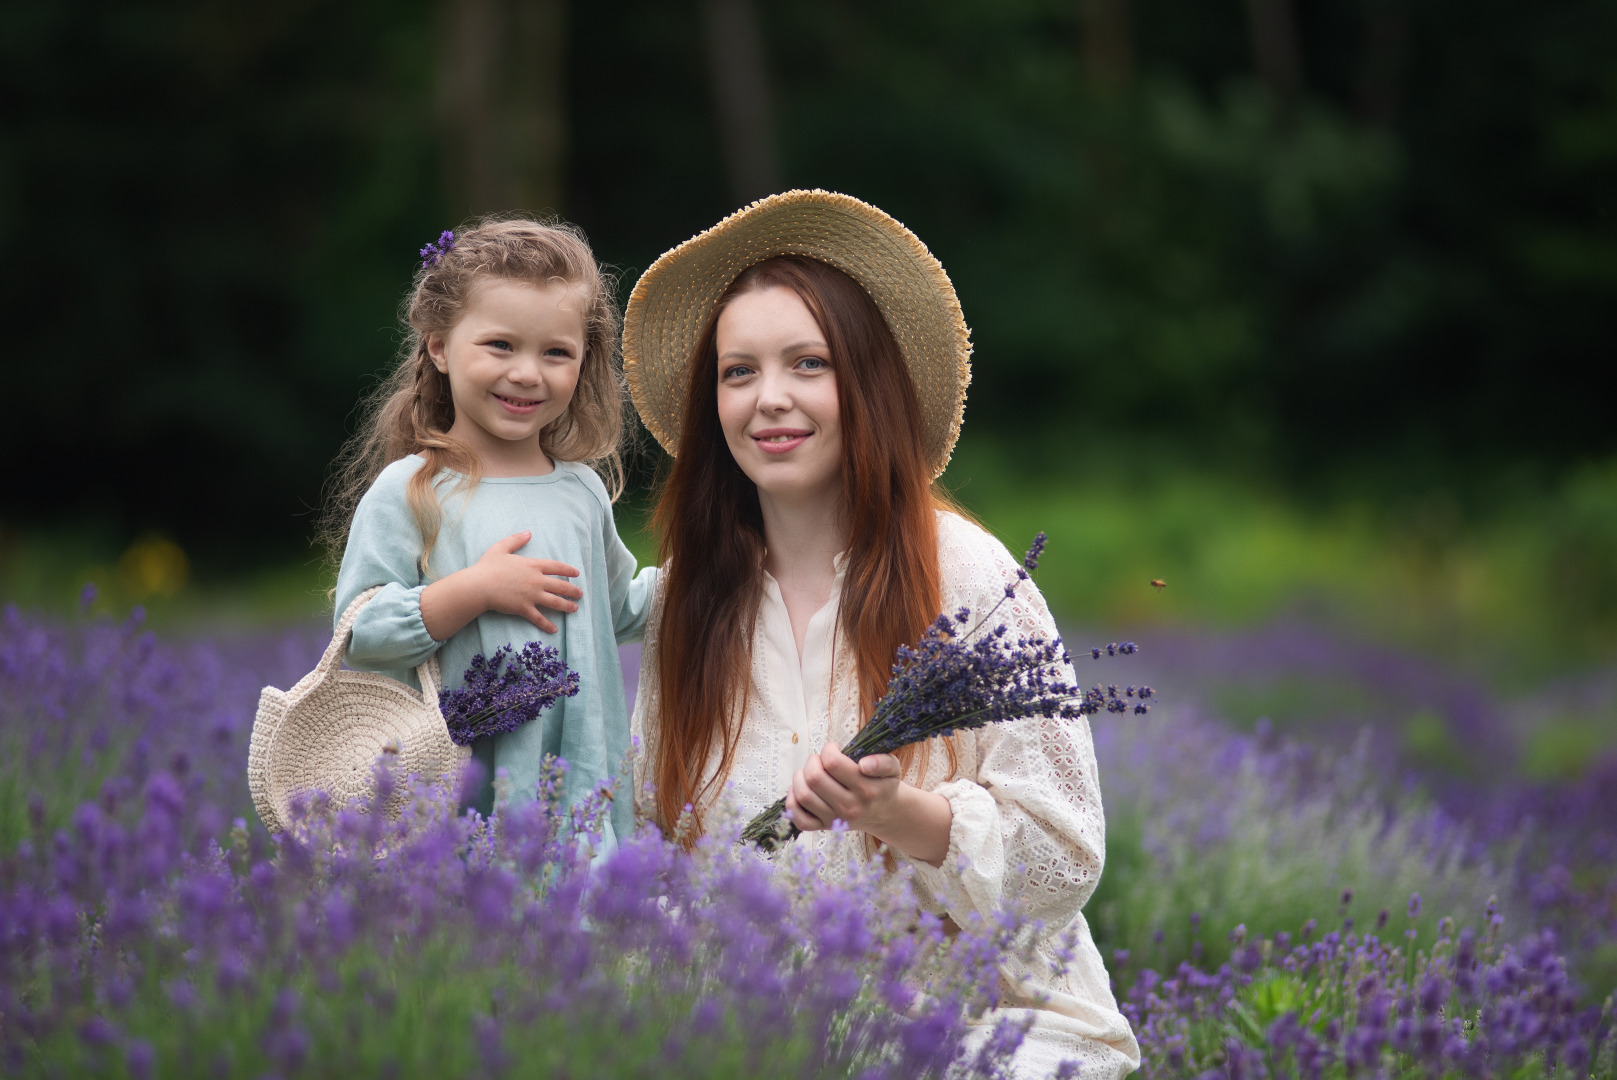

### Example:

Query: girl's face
xmin=715 ymin=285 xmax=843 ymax=508
xmin=428 ymin=278 xmax=586 ymax=474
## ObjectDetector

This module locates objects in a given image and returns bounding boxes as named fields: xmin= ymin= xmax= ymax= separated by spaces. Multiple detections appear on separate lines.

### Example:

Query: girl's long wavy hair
xmin=650 ymin=254 xmax=961 ymax=845
xmin=319 ymin=216 xmax=626 ymax=579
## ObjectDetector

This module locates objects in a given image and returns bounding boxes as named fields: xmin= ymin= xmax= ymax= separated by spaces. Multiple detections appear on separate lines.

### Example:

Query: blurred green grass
xmin=5 ymin=448 xmax=1616 ymax=685
xmin=942 ymin=445 xmax=1617 ymax=687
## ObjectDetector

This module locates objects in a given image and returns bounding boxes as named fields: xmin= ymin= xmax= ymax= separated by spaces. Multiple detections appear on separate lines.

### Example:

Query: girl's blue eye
xmin=546 ymin=347 xmax=573 ymax=358
xmin=488 ymin=339 xmax=513 ymax=352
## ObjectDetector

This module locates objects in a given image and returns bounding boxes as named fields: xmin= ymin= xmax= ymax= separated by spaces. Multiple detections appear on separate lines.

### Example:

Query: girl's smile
xmin=495 ymin=392 xmax=544 ymax=414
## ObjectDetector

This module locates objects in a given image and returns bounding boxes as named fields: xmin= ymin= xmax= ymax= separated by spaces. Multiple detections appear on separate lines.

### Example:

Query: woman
xmin=623 ymin=191 xmax=1140 ymax=1078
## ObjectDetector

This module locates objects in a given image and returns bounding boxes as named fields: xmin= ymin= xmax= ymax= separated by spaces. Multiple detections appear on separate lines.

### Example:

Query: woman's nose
xmin=756 ymin=367 xmax=791 ymax=411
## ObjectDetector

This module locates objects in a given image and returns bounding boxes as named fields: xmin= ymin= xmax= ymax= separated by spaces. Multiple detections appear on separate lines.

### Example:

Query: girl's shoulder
xmin=358 ymin=455 xmax=429 ymax=509
xmin=550 ymin=459 xmax=614 ymax=512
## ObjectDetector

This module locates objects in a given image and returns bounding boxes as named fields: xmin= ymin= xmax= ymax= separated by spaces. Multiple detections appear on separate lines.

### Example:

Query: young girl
xmin=322 ymin=217 xmax=654 ymax=849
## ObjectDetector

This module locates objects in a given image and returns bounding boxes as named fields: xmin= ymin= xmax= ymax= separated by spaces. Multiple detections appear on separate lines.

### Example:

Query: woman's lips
xmin=752 ymin=428 xmax=811 ymax=454
xmin=494 ymin=393 xmax=542 ymax=415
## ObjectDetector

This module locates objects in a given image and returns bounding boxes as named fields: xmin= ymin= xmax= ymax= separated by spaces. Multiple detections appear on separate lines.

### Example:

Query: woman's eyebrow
xmin=717 ymin=339 xmax=829 ymax=363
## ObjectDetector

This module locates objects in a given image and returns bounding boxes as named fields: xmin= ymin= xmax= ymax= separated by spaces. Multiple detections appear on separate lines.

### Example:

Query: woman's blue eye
xmin=723 ymin=365 xmax=754 ymax=380
xmin=798 ymin=356 xmax=827 ymax=370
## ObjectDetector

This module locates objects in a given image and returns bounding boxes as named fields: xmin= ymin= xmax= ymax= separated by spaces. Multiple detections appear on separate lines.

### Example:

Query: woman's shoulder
xmin=934 ymin=509 xmax=1019 ymax=571
xmin=933 ymin=509 xmax=1050 ymax=614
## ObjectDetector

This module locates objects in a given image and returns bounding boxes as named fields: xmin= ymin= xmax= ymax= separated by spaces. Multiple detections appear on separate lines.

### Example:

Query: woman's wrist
xmin=867 ymin=782 xmax=953 ymax=868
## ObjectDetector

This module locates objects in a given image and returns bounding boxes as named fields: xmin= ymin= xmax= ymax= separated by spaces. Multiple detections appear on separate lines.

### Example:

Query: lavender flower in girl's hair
xmin=419 ymin=229 xmax=456 ymax=268
xmin=439 ymin=641 xmax=580 ymax=747
xmin=741 ymin=532 xmax=1149 ymax=852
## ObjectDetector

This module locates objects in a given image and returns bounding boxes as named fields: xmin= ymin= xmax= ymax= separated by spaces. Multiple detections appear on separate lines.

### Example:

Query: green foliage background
xmin=1 ymin=0 xmax=1614 ymax=666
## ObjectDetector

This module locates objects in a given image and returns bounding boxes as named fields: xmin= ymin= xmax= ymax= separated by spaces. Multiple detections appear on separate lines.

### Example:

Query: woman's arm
xmin=897 ymin=518 xmax=1107 ymax=927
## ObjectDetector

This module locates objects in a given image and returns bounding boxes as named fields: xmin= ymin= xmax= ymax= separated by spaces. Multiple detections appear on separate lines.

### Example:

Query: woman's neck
xmin=758 ymin=488 xmax=847 ymax=653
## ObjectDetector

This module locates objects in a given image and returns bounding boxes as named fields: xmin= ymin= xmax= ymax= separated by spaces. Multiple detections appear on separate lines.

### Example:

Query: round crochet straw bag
xmin=247 ymin=586 xmax=470 ymax=833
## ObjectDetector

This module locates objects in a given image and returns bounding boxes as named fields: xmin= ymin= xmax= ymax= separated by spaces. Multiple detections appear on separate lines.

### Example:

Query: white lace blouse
xmin=631 ymin=512 xmax=1140 ymax=1078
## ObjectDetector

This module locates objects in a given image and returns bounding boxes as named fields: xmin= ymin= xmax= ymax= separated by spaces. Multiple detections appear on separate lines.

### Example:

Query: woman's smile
xmin=751 ymin=427 xmax=812 ymax=453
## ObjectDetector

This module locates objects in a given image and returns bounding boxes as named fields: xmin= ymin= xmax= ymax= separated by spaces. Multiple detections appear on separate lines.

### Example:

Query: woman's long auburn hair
xmin=650 ymin=255 xmax=960 ymax=843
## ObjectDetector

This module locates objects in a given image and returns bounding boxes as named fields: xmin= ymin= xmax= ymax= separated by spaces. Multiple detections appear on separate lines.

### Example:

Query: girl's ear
xmin=426 ymin=333 xmax=449 ymax=373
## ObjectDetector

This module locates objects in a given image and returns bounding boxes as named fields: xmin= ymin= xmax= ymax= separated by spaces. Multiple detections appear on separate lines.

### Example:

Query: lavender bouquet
xmin=740 ymin=533 xmax=1151 ymax=852
xmin=440 ymin=640 xmax=580 ymax=747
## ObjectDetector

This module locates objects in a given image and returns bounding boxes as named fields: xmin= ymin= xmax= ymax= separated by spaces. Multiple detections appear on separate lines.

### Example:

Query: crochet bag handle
xmin=292 ymin=585 xmax=442 ymax=709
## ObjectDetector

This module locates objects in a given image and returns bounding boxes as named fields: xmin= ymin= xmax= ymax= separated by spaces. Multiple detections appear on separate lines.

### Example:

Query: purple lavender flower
xmin=439 ymin=640 xmax=580 ymax=747
xmin=419 ymin=229 xmax=456 ymax=268
xmin=1022 ymin=531 xmax=1047 ymax=572
xmin=742 ymin=534 xmax=1143 ymax=851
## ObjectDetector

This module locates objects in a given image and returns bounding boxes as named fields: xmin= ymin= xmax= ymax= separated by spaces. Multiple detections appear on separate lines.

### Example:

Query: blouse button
xmin=792 ymin=732 xmax=799 ymax=744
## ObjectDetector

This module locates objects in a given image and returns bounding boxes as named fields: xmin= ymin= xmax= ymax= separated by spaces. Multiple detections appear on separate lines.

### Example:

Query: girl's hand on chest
xmin=421 ymin=530 xmax=584 ymax=639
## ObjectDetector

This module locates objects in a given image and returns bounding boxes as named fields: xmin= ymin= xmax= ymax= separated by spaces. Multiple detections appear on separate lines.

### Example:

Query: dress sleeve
xmin=602 ymin=502 xmax=658 ymax=646
xmin=333 ymin=463 xmax=441 ymax=671
xmin=901 ymin=524 xmax=1107 ymax=933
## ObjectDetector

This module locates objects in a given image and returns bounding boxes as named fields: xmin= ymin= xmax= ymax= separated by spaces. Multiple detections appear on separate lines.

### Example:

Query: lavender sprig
xmin=740 ymin=533 xmax=1147 ymax=852
xmin=439 ymin=640 xmax=579 ymax=747
xmin=419 ymin=229 xmax=455 ymax=268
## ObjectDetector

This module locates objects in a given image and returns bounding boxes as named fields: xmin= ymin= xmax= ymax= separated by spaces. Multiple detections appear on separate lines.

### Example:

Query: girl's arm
xmin=419 ymin=529 xmax=583 ymax=639
xmin=596 ymin=480 xmax=658 ymax=645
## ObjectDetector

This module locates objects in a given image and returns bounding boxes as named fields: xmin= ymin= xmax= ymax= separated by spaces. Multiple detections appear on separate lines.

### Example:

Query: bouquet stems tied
xmin=740 ymin=533 xmax=1151 ymax=852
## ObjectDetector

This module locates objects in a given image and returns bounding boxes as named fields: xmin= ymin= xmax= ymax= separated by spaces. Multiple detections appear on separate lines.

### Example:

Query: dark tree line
xmin=1 ymin=0 xmax=1613 ymax=561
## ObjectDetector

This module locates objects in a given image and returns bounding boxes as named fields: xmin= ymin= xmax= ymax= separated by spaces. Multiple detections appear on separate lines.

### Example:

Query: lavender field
xmin=2 ymin=599 xmax=1614 ymax=1078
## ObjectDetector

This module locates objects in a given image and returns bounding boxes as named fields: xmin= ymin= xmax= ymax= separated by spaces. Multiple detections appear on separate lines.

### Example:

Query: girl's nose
xmin=506 ymin=355 xmax=542 ymax=385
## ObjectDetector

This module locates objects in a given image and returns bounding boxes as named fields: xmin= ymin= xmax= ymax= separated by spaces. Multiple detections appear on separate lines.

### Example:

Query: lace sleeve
xmin=902 ymin=514 xmax=1107 ymax=930
xmin=629 ymin=573 xmax=668 ymax=832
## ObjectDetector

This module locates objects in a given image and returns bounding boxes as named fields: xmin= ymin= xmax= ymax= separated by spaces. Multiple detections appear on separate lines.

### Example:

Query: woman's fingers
xmin=789 ymin=770 xmax=835 ymax=830
xmin=819 ymin=742 xmax=866 ymax=787
xmin=858 ymin=753 xmax=901 ymax=779
xmin=794 ymin=744 xmax=902 ymax=832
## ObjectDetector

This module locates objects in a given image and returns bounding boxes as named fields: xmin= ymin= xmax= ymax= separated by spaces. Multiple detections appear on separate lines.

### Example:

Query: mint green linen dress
xmin=334 ymin=455 xmax=656 ymax=844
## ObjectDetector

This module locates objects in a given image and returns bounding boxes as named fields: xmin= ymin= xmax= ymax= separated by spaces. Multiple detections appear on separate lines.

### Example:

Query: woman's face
xmin=714 ymin=285 xmax=843 ymax=509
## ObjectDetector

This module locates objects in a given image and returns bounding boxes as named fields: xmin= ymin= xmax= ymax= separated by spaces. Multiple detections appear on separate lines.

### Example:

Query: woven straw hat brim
xmin=623 ymin=190 xmax=972 ymax=478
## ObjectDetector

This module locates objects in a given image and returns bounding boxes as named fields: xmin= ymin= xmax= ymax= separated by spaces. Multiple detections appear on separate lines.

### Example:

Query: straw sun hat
xmin=623 ymin=190 xmax=973 ymax=477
